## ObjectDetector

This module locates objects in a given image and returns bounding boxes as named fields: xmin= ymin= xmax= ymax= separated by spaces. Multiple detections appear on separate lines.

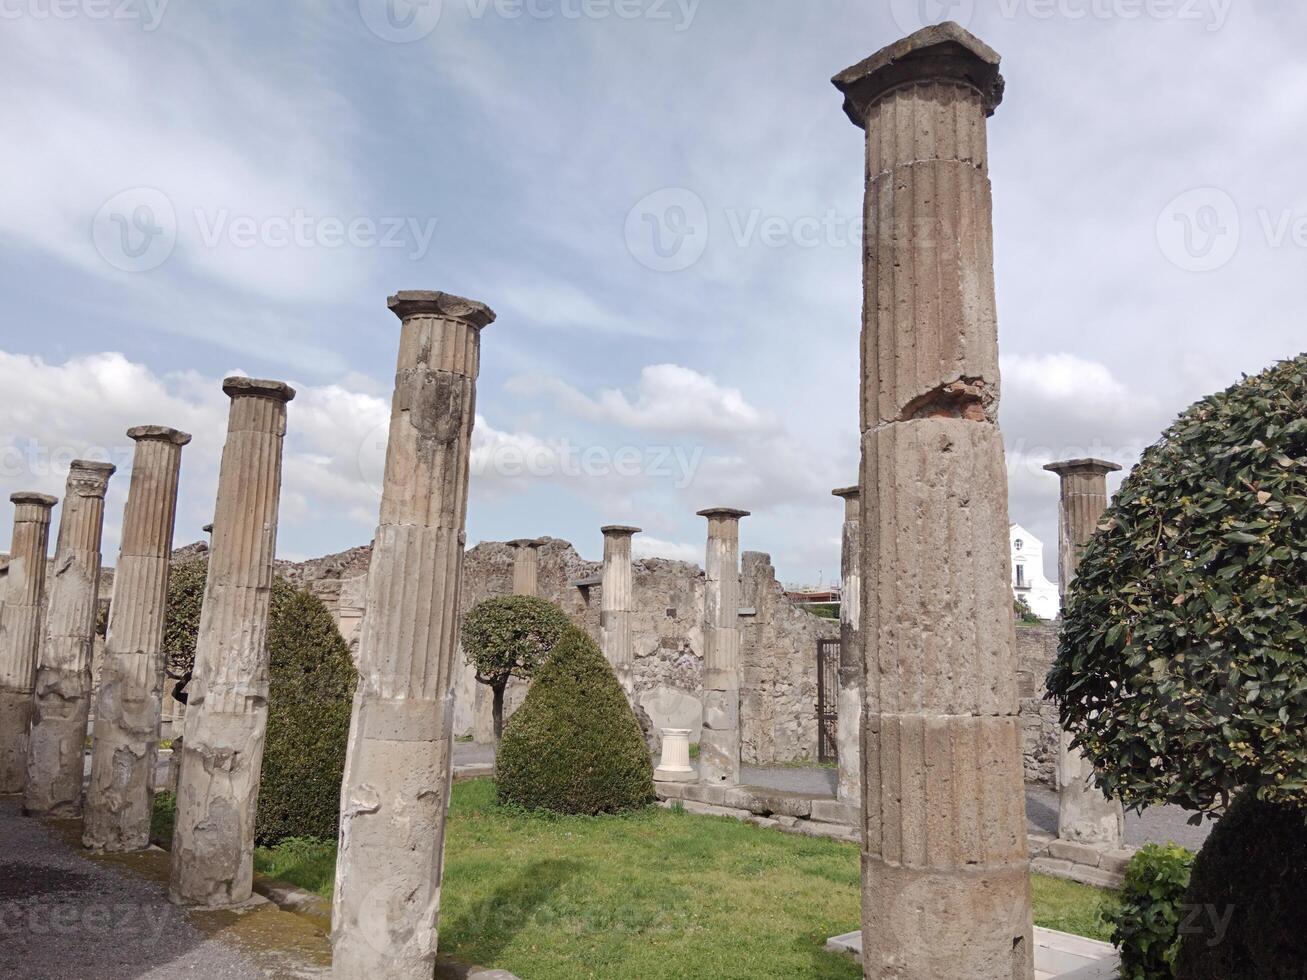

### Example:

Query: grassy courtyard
xmin=154 ymin=779 xmax=1118 ymax=979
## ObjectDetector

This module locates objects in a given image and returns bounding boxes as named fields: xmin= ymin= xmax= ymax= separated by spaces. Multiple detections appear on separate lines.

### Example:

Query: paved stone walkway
xmin=0 ymin=797 xmax=329 ymax=980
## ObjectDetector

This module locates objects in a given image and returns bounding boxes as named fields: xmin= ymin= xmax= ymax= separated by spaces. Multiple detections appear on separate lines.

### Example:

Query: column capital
xmin=387 ymin=290 xmax=496 ymax=329
xmin=831 ymin=485 xmax=860 ymax=501
xmin=600 ymin=525 xmax=642 ymax=537
xmin=832 ymin=22 xmax=1004 ymax=128
xmin=1044 ymin=458 xmax=1123 ymax=479
xmin=68 ymin=460 xmax=116 ymax=494
xmin=697 ymin=508 xmax=750 ymax=521
xmin=507 ymin=537 xmax=546 ymax=550
xmin=127 ymin=425 xmax=193 ymax=446
xmin=222 ymin=376 xmax=297 ymax=403
xmin=10 ymin=491 xmax=58 ymax=511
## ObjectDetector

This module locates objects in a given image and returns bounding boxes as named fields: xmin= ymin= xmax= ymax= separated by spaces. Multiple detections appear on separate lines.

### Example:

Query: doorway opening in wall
xmin=816 ymin=638 xmax=839 ymax=763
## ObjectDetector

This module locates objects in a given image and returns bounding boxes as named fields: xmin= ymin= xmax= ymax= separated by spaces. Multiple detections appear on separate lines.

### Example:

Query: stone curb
xmin=1027 ymin=833 xmax=1134 ymax=889
xmin=655 ymin=783 xmax=861 ymax=844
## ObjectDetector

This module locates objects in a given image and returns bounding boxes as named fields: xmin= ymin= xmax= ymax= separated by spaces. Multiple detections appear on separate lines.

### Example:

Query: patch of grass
xmin=1031 ymin=873 xmax=1120 ymax=943
xmin=253 ymin=837 xmax=337 ymax=895
xmin=151 ymin=791 xmax=176 ymax=850
xmin=804 ymin=603 xmax=840 ymax=621
xmin=687 ymin=742 xmax=700 ymax=759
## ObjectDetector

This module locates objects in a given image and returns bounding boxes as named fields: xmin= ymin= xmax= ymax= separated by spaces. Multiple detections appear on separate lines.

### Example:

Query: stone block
xmin=1048 ymin=839 xmax=1104 ymax=868
xmin=810 ymin=799 xmax=859 ymax=826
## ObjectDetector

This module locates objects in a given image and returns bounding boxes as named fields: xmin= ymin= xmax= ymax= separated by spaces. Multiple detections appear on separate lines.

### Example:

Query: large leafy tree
xmin=1047 ymin=354 xmax=1306 ymax=818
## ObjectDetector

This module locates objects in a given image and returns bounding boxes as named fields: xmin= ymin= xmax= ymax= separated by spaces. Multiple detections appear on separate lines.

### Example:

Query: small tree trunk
xmin=492 ymin=684 xmax=505 ymax=743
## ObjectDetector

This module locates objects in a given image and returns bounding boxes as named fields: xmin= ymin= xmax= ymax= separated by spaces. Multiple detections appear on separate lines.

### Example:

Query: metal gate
xmin=816 ymin=638 xmax=840 ymax=763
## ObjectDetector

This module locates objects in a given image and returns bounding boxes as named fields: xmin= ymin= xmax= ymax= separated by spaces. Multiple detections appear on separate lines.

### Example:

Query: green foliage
xmin=462 ymin=595 xmax=571 ymax=688
xmin=1014 ymin=596 xmax=1040 ymax=623
xmin=151 ymin=790 xmax=176 ymax=850
xmin=1048 ymin=355 xmax=1307 ymax=814
xmin=805 ymin=603 xmax=840 ymax=621
xmin=1110 ymin=843 xmax=1195 ymax=980
xmin=1174 ymin=792 xmax=1307 ymax=979
xmin=162 ymin=558 xmax=356 ymax=845
xmin=495 ymin=626 xmax=655 ymax=815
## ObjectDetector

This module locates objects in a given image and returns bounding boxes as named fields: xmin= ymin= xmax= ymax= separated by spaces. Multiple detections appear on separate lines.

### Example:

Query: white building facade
xmin=1010 ymin=524 xmax=1060 ymax=620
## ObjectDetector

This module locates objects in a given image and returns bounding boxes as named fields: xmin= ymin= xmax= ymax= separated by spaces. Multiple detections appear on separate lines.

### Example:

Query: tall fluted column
xmin=332 ymin=290 xmax=494 ymax=979
xmin=697 ymin=508 xmax=748 ymax=786
xmin=83 ymin=427 xmax=191 ymax=851
xmin=23 ymin=462 xmax=115 ymax=816
xmin=1045 ymin=458 xmax=1124 ymax=847
xmin=169 ymin=378 xmax=295 ymax=907
xmin=0 ymin=492 xmax=57 ymax=793
xmin=832 ymin=487 xmax=862 ymax=806
xmin=508 ymin=538 xmax=543 ymax=596
xmin=834 ymin=24 xmax=1033 ymax=978
xmin=600 ymin=526 xmax=640 ymax=695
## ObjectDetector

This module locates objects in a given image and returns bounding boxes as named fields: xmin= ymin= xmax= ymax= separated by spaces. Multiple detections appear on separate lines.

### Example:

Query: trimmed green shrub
xmin=162 ymin=558 xmax=356 ymax=845
xmin=495 ymin=625 xmax=654 ymax=815
xmin=1047 ymin=354 xmax=1307 ymax=816
xmin=1174 ymin=793 xmax=1307 ymax=979
xmin=462 ymin=595 xmax=571 ymax=740
xmin=1110 ymin=843 xmax=1195 ymax=980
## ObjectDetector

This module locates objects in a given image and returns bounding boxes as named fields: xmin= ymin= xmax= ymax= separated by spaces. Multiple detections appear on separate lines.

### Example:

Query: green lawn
xmin=153 ymin=779 xmax=1118 ymax=978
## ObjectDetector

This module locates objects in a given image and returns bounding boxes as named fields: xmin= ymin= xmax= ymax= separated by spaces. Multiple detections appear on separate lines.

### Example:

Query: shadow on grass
xmin=440 ymin=858 xmax=580 ymax=966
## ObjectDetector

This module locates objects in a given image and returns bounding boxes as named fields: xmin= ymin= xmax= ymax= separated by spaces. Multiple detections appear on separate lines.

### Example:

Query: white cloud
xmin=633 ymin=536 xmax=701 ymax=564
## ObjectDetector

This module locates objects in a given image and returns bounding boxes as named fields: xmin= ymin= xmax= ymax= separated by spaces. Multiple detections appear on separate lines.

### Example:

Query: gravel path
xmin=0 ymin=798 xmax=327 ymax=980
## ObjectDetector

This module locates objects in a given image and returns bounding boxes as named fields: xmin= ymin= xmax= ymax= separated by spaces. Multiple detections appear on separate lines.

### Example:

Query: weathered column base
xmin=333 ymin=694 xmax=454 ymax=980
xmin=22 ymin=692 xmax=91 ymax=818
xmin=82 ymin=685 xmax=160 ymax=852
xmin=698 ymin=688 xmax=738 ymax=786
xmin=835 ymin=675 xmax=861 ymax=806
xmin=0 ymin=690 xmax=32 ymax=794
xmin=1057 ymin=732 xmax=1125 ymax=847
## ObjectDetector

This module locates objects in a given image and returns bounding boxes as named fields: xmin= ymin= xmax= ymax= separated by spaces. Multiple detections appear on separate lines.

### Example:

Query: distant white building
xmin=1010 ymin=524 xmax=1060 ymax=621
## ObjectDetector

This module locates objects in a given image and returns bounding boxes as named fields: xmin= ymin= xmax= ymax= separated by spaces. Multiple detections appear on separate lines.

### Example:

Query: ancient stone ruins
xmin=0 ymin=22 xmax=1140 ymax=980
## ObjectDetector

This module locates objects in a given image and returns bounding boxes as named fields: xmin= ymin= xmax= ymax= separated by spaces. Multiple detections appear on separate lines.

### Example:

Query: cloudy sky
xmin=1 ymin=0 xmax=1302 ymax=586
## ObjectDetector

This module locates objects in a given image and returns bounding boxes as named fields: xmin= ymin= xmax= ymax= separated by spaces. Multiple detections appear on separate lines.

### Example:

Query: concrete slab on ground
xmin=825 ymin=926 xmax=1119 ymax=979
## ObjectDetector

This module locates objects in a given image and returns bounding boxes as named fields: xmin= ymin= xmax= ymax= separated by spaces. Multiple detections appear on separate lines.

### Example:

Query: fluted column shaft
xmin=834 ymin=24 xmax=1033 ymax=979
xmin=169 ymin=378 xmax=294 ymax=908
xmin=83 ymin=427 xmax=191 ymax=851
xmin=0 ymin=493 xmax=57 ymax=792
xmin=697 ymin=508 xmax=748 ymax=786
xmin=331 ymin=290 xmax=494 ymax=980
xmin=23 ymin=461 xmax=115 ymax=816
xmin=1045 ymin=458 xmax=1124 ymax=847
xmin=600 ymin=526 xmax=640 ymax=695
xmin=833 ymin=487 xmax=862 ymax=806
xmin=508 ymin=539 xmax=542 ymax=596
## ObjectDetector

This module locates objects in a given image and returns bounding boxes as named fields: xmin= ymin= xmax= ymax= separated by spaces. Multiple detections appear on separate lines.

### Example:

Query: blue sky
xmin=1 ymin=0 xmax=1304 ymax=584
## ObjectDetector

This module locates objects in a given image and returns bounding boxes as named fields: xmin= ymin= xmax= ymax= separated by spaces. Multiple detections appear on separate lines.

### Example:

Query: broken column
xmin=83 ymin=426 xmax=191 ymax=852
xmin=697 ymin=508 xmax=748 ymax=787
xmin=169 ymin=377 xmax=295 ymax=907
xmin=833 ymin=24 xmax=1033 ymax=978
xmin=332 ymin=290 xmax=494 ymax=979
xmin=0 ymin=492 xmax=57 ymax=794
xmin=600 ymin=525 xmax=640 ymax=694
xmin=1044 ymin=458 xmax=1125 ymax=847
xmin=22 ymin=461 xmax=115 ymax=817
xmin=508 ymin=538 xmax=543 ymax=596
xmin=832 ymin=486 xmax=862 ymax=807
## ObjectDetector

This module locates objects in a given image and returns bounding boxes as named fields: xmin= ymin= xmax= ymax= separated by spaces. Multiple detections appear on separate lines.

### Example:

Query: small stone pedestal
xmin=654 ymin=729 xmax=695 ymax=782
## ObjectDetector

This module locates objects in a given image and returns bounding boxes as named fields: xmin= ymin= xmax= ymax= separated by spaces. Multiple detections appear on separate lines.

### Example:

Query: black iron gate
xmin=817 ymin=638 xmax=840 ymax=763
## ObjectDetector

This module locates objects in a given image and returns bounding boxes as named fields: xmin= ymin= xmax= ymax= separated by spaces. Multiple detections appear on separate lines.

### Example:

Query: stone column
xmin=83 ymin=426 xmax=191 ymax=852
xmin=600 ymin=525 xmax=640 ymax=694
xmin=23 ymin=461 xmax=115 ymax=817
xmin=508 ymin=538 xmax=543 ymax=596
xmin=332 ymin=290 xmax=493 ymax=980
xmin=833 ymin=24 xmax=1034 ymax=978
xmin=832 ymin=487 xmax=862 ymax=807
xmin=697 ymin=508 xmax=748 ymax=786
xmin=169 ymin=377 xmax=295 ymax=908
xmin=0 ymin=492 xmax=57 ymax=793
xmin=1045 ymin=458 xmax=1125 ymax=847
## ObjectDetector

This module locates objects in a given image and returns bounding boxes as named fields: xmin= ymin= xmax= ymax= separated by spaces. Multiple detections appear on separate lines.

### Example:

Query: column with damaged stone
xmin=508 ymin=538 xmax=543 ymax=596
xmin=23 ymin=461 xmax=115 ymax=817
xmin=832 ymin=487 xmax=862 ymax=807
xmin=1045 ymin=458 xmax=1125 ymax=847
xmin=697 ymin=508 xmax=748 ymax=787
xmin=600 ymin=526 xmax=640 ymax=695
xmin=83 ymin=427 xmax=191 ymax=851
xmin=0 ymin=492 xmax=57 ymax=793
xmin=169 ymin=378 xmax=295 ymax=907
xmin=331 ymin=290 xmax=494 ymax=980
xmin=833 ymin=24 xmax=1034 ymax=978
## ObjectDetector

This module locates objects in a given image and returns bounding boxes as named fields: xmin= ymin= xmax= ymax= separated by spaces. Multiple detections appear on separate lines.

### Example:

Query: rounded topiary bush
xmin=163 ymin=558 xmax=356 ymax=845
xmin=495 ymin=625 xmax=654 ymax=815
xmin=1174 ymin=793 xmax=1307 ymax=979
